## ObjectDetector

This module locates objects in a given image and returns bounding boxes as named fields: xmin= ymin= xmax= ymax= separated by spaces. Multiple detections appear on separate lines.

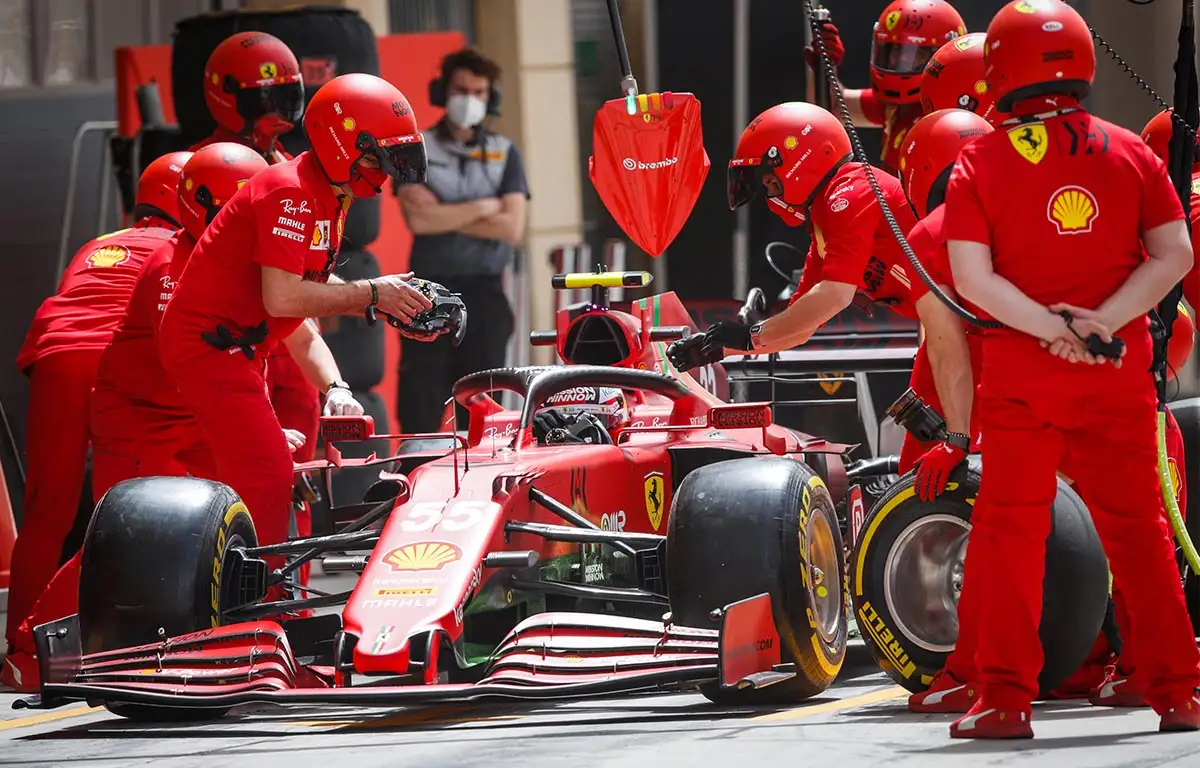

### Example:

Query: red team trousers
xmin=958 ymin=338 xmax=1199 ymax=712
xmin=266 ymin=347 xmax=317 ymax=545
xmin=4 ymin=350 xmax=101 ymax=648
xmin=165 ymin=348 xmax=294 ymax=572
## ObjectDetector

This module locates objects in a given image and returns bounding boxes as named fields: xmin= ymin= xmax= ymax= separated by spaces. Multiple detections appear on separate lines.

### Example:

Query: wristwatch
xmin=946 ymin=431 xmax=971 ymax=451
xmin=325 ymin=380 xmax=351 ymax=395
xmin=749 ymin=321 xmax=766 ymax=351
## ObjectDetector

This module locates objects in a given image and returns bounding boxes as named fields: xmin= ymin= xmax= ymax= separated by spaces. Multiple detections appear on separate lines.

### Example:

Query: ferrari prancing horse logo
xmin=644 ymin=472 xmax=665 ymax=532
xmin=1008 ymin=123 xmax=1048 ymax=164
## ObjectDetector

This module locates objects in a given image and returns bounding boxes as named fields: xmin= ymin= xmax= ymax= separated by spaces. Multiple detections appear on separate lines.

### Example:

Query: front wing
xmin=16 ymin=593 xmax=792 ymax=714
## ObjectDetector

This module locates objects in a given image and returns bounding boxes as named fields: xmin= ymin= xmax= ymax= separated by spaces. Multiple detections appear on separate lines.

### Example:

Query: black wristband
xmin=367 ymin=279 xmax=378 ymax=308
xmin=946 ymin=432 xmax=971 ymax=451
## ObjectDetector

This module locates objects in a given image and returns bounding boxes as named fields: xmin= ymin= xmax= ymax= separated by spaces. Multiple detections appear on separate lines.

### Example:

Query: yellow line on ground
xmin=749 ymin=685 xmax=908 ymax=723
xmin=0 ymin=705 xmax=105 ymax=732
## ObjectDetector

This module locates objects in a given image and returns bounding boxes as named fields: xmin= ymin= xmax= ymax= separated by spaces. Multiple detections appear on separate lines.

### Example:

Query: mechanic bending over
xmin=191 ymin=31 xmax=322 ymax=551
xmin=1 ymin=144 xmax=271 ymax=694
xmin=2 ymin=152 xmax=187 ymax=692
xmin=941 ymin=0 xmax=1198 ymax=738
xmin=159 ymin=74 xmax=435 ymax=580
xmin=806 ymin=0 xmax=968 ymax=174
xmin=394 ymin=47 xmax=530 ymax=434
xmin=668 ymin=101 xmax=975 ymax=502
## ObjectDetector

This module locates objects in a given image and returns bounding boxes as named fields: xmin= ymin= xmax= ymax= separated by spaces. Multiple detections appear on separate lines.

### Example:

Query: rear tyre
xmin=848 ymin=457 xmax=1110 ymax=696
xmin=667 ymin=457 xmax=847 ymax=704
xmin=79 ymin=476 xmax=258 ymax=721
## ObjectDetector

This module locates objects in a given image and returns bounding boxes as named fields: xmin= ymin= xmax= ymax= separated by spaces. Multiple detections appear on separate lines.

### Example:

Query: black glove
xmin=533 ymin=410 xmax=576 ymax=443
xmin=667 ymin=321 xmax=755 ymax=372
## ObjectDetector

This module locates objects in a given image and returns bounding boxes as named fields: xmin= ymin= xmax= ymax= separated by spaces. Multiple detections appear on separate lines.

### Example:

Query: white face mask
xmin=445 ymin=93 xmax=488 ymax=128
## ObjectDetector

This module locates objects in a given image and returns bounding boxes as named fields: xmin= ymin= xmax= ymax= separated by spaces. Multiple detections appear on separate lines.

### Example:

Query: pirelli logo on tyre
xmin=857 ymin=599 xmax=918 ymax=680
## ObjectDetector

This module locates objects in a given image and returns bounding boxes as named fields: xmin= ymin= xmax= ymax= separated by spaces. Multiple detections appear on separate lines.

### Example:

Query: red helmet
xmin=984 ymin=0 xmax=1095 ymax=113
xmin=920 ymin=33 xmax=1001 ymax=123
xmin=871 ymin=0 xmax=967 ymax=104
xmin=134 ymin=150 xmax=193 ymax=226
xmin=204 ymin=32 xmax=304 ymax=150
xmin=900 ymin=109 xmax=993 ymax=218
xmin=1167 ymin=303 xmax=1195 ymax=381
xmin=1141 ymin=109 xmax=1200 ymax=169
xmin=177 ymin=143 xmax=269 ymax=240
xmin=729 ymin=102 xmax=852 ymax=226
xmin=304 ymin=73 xmax=427 ymax=199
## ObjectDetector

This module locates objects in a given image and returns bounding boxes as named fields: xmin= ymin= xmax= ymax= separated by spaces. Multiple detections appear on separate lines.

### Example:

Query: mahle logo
xmin=622 ymin=156 xmax=678 ymax=171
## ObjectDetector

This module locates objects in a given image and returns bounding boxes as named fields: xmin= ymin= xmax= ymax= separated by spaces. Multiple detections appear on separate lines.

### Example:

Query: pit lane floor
xmin=3 ymin=648 xmax=1200 ymax=768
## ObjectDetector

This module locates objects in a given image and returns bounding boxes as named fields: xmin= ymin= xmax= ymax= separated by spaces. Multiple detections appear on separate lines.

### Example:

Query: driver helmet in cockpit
xmin=532 ymin=386 xmax=629 ymax=445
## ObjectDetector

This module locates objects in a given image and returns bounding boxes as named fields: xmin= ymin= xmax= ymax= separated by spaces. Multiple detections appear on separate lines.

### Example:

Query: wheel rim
xmin=217 ymin=533 xmax=247 ymax=622
xmin=806 ymin=506 xmax=843 ymax=643
xmin=882 ymin=514 xmax=970 ymax=653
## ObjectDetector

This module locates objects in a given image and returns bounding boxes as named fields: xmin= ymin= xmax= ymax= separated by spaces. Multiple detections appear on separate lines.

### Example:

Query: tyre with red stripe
xmin=848 ymin=456 xmax=1109 ymax=696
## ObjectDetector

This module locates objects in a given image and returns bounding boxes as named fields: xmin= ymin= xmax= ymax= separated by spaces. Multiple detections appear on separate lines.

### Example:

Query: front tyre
xmin=667 ymin=456 xmax=847 ymax=704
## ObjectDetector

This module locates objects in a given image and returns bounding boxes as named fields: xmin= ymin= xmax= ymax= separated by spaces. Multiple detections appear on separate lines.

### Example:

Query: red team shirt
xmin=92 ymin=232 xmax=198 ymax=416
xmin=160 ymin=151 xmax=347 ymax=365
xmin=859 ymin=89 xmax=924 ymax=175
xmin=1186 ymin=175 xmax=1200 ymax=311
xmin=17 ymin=219 xmax=176 ymax=373
xmin=789 ymin=162 xmax=921 ymax=314
xmin=945 ymin=107 xmax=1184 ymax=383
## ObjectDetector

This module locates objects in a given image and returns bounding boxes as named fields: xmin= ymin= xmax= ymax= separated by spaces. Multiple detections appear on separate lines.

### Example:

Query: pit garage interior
xmin=0 ymin=0 xmax=1198 ymax=764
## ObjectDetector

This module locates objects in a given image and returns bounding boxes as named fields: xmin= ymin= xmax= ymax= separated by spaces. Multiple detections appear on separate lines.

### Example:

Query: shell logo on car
xmin=384 ymin=541 xmax=461 ymax=572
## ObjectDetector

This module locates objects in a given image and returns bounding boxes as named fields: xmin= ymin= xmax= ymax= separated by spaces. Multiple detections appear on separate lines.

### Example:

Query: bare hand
xmin=403 ymin=184 xmax=440 ymax=207
xmin=1041 ymin=304 xmax=1123 ymax=367
xmin=477 ymin=197 xmax=502 ymax=218
xmin=374 ymin=273 xmax=433 ymax=323
xmin=283 ymin=428 xmax=306 ymax=454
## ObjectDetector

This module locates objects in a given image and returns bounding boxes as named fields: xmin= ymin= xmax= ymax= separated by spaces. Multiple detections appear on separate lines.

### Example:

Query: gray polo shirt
xmin=397 ymin=122 xmax=530 ymax=278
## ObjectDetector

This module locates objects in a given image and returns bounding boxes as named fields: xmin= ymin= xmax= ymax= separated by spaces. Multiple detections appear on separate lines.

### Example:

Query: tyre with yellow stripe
xmin=667 ymin=456 xmax=847 ymax=703
xmin=848 ymin=457 xmax=1109 ymax=695
xmin=79 ymin=476 xmax=258 ymax=720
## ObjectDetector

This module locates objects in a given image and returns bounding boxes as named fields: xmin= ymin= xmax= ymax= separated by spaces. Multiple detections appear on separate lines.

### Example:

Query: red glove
xmin=913 ymin=441 xmax=968 ymax=501
xmin=805 ymin=21 xmax=845 ymax=69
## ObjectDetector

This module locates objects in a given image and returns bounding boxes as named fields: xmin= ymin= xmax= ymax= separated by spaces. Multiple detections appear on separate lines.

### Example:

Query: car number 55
xmin=399 ymin=500 xmax=490 ymax=532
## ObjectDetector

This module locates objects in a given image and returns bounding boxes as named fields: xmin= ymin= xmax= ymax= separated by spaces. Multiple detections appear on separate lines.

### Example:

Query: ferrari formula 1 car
xmin=18 ymin=271 xmax=890 ymax=721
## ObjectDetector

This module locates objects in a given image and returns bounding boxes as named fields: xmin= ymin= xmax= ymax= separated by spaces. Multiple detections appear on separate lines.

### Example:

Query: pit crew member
xmin=807 ymin=0 xmax=967 ymax=173
xmin=942 ymin=0 xmax=1199 ymax=738
xmin=918 ymin=33 xmax=999 ymax=124
xmin=1142 ymin=108 xmax=1200 ymax=313
xmin=191 ymin=30 xmax=322 ymax=545
xmin=159 ymin=74 xmax=435 ymax=575
xmin=668 ymin=102 xmax=975 ymax=502
xmin=2 ymin=152 xmax=188 ymax=691
xmin=0 ymin=144 xmax=270 ymax=694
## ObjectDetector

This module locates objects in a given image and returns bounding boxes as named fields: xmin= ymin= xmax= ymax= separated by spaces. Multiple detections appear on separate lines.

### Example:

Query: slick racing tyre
xmin=1169 ymin=398 xmax=1200 ymax=632
xmin=78 ymin=476 xmax=259 ymax=721
xmin=667 ymin=456 xmax=847 ymax=704
xmin=848 ymin=456 xmax=1109 ymax=696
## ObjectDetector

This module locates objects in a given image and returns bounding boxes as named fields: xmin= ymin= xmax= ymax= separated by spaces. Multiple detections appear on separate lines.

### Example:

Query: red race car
xmin=18 ymin=271 xmax=887 ymax=721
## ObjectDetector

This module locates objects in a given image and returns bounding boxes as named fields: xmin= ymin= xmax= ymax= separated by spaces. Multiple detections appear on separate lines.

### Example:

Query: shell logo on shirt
xmin=1048 ymin=186 xmax=1099 ymax=235
xmin=86 ymin=244 xmax=131 ymax=268
xmin=1168 ymin=458 xmax=1182 ymax=502
xmin=311 ymin=220 xmax=330 ymax=250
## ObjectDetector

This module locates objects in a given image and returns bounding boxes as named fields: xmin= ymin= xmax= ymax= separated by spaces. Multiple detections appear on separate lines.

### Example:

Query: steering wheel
xmin=765 ymin=241 xmax=806 ymax=284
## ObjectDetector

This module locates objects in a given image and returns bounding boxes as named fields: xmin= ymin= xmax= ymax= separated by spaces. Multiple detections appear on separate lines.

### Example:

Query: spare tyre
xmin=170 ymin=7 xmax=382 ymax=246
xmin=848 ymin=456 xmax=1110 ymax=697
xmin=667 ymin=456 xmax=847 ymax=704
